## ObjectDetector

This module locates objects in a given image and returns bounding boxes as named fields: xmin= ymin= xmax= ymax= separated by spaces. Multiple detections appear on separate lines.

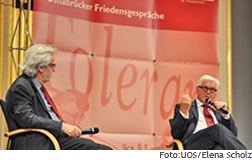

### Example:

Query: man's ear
xmin=38 ymin=65 xmax=44 ymax=73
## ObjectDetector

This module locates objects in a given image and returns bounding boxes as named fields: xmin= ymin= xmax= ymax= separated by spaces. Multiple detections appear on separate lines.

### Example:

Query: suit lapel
xmin=35 ymin=91 xmax=49 ymax=112
xmin=26 ymin=76 xmax=49 ymax=112
xmin=190 ymin=100 xmax=198 ymax=122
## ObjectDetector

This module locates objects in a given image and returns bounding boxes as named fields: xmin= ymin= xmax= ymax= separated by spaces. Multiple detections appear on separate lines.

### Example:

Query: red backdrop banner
xmin=33 ymin=0 xmax=219 ymax=150
xmin=34 ymin=0 xmax=218 ymax=32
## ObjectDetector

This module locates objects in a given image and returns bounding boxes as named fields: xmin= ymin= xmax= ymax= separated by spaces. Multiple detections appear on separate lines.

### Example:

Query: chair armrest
xmin=5 ymin=128 xmax=61 ymax=150
xmin=166 ymin=139 xmax=184 ymax=150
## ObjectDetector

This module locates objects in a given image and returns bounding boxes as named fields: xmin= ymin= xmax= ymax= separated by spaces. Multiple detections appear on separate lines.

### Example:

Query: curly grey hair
xmin=19 ymin=44 xmax=57 ymax=77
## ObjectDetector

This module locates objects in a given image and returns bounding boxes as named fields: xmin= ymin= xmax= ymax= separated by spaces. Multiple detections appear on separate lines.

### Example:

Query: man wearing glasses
xmin=171 ymin=75 xmax=247 ymax=150
xmin=5 ymin=44 xmax=112 ymax=150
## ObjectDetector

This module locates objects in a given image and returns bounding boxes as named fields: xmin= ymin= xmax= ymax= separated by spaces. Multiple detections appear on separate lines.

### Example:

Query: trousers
xmin=55 ymin=134 xmax=113 ymax=150
xmin=185 ymin=124 xmax=247 ymax=150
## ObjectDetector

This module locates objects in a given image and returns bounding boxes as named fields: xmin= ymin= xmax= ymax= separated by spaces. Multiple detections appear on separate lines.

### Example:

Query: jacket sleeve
xmin=171 ymin=103 xmax=189 ymax=140
xmin=220 ymin=113 xmax=238 ymax=136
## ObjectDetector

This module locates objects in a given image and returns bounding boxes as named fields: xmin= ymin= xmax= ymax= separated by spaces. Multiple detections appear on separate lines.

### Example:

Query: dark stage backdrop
xmin=232 ymin=0 xmax=252 ymax=150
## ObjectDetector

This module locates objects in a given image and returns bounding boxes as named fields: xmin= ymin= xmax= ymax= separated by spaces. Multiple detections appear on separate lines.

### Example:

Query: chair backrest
xmin=169 ymin=118 xmax=179 ymax=150
xmin=1 ymin=99 xmax=61 ymax=150
xmin=169 ymin=119 xmax=173 ymax=127
xmin=0 ymin=99 xmax=15 ymax=131
xmin=0 ymin=100 xmax=8 ymax=125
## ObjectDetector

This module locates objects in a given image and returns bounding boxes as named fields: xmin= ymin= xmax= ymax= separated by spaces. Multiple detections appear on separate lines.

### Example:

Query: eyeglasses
xmin=48 ymin=63 xmax=56 ymax=68
xmin=198 ymin=86 xmax=217 ymax=93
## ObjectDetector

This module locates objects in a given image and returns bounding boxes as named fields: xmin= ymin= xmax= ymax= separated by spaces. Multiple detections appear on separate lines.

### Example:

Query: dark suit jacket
xmin=171 ymin=99 xmax=237 ymax=146
xmin=5 ymin=74 xmax=62 ymax=149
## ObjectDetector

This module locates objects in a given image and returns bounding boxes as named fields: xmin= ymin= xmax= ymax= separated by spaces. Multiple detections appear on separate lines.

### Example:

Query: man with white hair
xmin=6 ymin=44 xmax=112 ymax=150
xmin=171 ymin=75 xmax=247 ymax=150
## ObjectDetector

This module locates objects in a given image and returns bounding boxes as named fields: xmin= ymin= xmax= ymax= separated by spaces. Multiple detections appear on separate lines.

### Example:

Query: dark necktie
xmin=41 ymin=85 xmax=65 ymax=123
xmin=202 ymin=104 xmax=214 ymax=127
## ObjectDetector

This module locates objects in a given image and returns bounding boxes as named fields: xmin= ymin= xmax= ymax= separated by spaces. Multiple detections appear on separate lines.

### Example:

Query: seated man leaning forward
xmin=171 ymin=75 xmax=247 ymax=150
xmin=6 ymin=44 xmax=112 ymax=150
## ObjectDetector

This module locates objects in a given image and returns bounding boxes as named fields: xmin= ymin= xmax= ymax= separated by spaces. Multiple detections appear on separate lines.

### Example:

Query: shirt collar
xmin=196 ymin=98 xmax=204 ymax=108
xmin=32 ymin=78 xmax=42 ymax=90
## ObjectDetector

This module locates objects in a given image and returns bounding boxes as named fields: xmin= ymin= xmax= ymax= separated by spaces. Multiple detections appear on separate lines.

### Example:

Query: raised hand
xmin=180 ymin=94 xmax=192 ymax=115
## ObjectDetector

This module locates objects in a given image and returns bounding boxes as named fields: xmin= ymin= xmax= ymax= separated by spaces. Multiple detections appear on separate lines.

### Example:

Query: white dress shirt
xmin=179 ymin=98 xmax=230 ymax=134
xmin=32 ymin=78 xmax=61 ymax=122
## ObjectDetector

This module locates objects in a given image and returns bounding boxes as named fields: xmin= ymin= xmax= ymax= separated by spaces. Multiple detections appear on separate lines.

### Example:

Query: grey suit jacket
xmin=171 ymin=99 xmax=238 ymax=145
xmin=6 ymin=74 xmax=62 ymax=149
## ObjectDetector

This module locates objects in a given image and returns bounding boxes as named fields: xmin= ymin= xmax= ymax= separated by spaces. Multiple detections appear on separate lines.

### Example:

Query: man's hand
xmin=180 ymin=94 xmax=192 ymax=115
xmin=62 ymin=123 xmax=82 ymax=137
xmin=211 ymin=101 xmax=229 ymax=114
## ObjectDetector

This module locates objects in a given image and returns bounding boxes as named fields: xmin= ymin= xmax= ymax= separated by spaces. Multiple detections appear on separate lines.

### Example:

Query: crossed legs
xmin=185 ymin=124 xmax=247 ymax=150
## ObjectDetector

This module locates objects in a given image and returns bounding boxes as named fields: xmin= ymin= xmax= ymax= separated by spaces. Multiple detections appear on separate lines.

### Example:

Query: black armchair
xmin=166 ymin=119 xmax=184 ymax=150
xmin=0 ymin=99 xmax=60 ymax=150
